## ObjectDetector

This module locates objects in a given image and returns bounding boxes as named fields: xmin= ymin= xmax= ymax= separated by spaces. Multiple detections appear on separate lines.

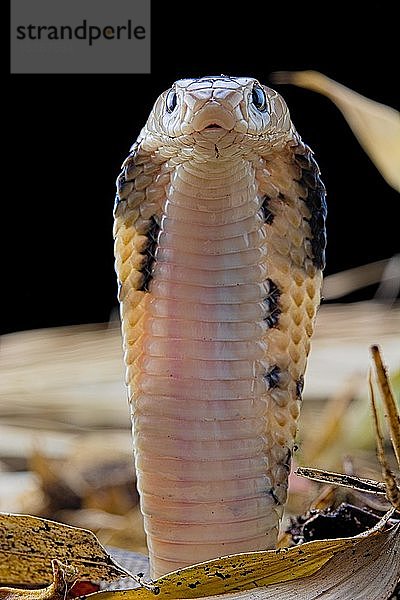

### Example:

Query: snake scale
xmin=113 ymin=76 xmax=327 ymax=578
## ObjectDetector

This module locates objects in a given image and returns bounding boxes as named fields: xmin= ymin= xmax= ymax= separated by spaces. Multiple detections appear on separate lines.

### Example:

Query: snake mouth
xmin=192 ymin=103 xmax=235 ymax=132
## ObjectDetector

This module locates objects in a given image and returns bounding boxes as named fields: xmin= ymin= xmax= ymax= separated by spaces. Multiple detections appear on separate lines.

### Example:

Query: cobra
xmin=113 ymin=76 xmax=327 ymax=578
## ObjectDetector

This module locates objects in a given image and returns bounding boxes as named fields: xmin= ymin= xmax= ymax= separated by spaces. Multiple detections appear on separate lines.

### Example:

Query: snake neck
xmin=146 ymin=155 xmax=267 ymax=357
xmin=163 ymin=156 xmax=261 ymax=227
xmin=131 ymin=157 xmax=291 ymax=578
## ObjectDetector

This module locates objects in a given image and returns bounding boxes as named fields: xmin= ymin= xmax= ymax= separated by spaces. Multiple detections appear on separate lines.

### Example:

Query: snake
xmin=113 ymin=75 xmax=327 ymax=579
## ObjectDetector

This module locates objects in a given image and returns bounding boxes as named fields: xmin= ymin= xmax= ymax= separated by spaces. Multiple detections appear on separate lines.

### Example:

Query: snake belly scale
xmin=113 ymin=76 xmax=327 ymax=578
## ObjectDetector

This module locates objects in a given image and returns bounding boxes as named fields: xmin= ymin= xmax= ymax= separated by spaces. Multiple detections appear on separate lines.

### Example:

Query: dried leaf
xmin=271 ymin=70 xmax=400 ymax=192
xmin=370 ymin=345 xmax=400 ymax=466
xmin=368 ymin=370 xmax=400 ymax=511
xmin=0 ymin=559 xmax=76 ymax=600
xmin=0 ymin=513 xmax=135 ymax=586
xmin=296 ymin=466 xmax=387 ymax=495
xmin=77 ymin=513 xmax=399 ymax=600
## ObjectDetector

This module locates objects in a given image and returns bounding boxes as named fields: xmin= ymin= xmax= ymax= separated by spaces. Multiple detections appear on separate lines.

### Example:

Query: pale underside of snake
xmin=113 ymin=76 xmax=327 ymax=579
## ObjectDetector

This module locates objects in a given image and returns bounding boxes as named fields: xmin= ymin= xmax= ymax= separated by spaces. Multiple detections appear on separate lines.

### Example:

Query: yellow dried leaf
xmin=0 ymin=559 xmax=76 ymax=600
xmin=83 ymin=513 xmax=399 ymax=600
xmin=271 ymin=70 xmax=400 ymax=192
xmin=0 ymin=513 xmax=134 ymax=586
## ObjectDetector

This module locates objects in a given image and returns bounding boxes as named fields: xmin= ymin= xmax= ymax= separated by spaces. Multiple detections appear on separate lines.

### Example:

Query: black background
xmin=5 ymin=5 xmax=399 ymax=334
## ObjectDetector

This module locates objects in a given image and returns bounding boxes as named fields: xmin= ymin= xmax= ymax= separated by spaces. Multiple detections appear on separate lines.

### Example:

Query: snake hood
xmin=137 ymin=76 xmax=296 ymax=160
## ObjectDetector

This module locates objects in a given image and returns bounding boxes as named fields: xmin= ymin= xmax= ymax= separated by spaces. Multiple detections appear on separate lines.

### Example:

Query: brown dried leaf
xmin=368 ymin=369 xmax=400 ymax=511
xmin=370 ymin=345 xmax=400 ymax=466
xmin=296 ymin=466 xmax=387 ymax=495
xmin=0 ymin=513 xmax=135 ymax=586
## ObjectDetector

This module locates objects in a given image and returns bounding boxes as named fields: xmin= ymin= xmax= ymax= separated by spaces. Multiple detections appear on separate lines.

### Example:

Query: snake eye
xmin=251 ymin=84 xmax=267 ymax=112
xmin=166 ymin=89 xmax=177 ymax=113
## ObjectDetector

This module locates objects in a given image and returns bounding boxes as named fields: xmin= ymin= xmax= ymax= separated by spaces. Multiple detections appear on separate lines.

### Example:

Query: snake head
xmin=140 ymin=76 xmax=294 ymax=158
